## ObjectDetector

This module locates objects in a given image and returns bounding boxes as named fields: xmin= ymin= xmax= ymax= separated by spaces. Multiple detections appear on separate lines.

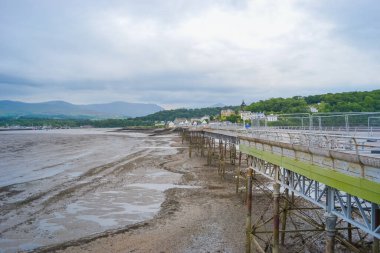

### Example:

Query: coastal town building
xmin=266 ymin=114 xmax=278 ymax=122
xmin=174 ymin=118 xmax=189 ymax=125
xmin=240 ymin=111 xmax=253 ymax=121
xmin=240 ymin=111 xmax=267 ymax=121
xmin=252 ymin=112 xmax=266 ymax=119
xmin=221 ymin=109 xmax=235 ymax=117
xmin=166 ymin=121 xmax=175 ymax=128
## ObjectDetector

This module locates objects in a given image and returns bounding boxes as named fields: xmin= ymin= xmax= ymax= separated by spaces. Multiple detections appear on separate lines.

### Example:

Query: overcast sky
xmin=0 ymin=0 xmax=379 ymax=109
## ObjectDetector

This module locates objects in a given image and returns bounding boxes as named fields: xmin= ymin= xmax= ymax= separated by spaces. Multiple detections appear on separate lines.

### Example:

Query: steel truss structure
xmin=250 ymin=156 xmax=380 ymax=239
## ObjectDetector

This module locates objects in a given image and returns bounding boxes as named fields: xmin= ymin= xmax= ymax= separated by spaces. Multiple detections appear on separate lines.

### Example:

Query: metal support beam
xmin=325 ymin=213 xmax=338 ymax=253
xmin=281 ymin=187 xmax=289 ymax=245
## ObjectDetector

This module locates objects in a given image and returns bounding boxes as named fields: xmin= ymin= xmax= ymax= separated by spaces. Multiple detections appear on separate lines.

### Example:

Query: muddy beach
xmin=51 ymin=135 xmax=247 ymax=253
xmin=0 ymin=129 xmax=247 ymax=253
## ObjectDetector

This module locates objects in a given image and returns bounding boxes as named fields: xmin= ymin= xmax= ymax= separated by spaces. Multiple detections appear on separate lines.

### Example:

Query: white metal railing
xmin=193 ymin=123 xmax=380 ymax=157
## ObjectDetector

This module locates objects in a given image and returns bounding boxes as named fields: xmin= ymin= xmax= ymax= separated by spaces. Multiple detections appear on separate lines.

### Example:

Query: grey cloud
xmin=299 ymin=0 xmax=380 ymax=52
xmin=0 ymin=74 xmax=40 ymax=87
xmin=0 ymin=0 xmax=379 ymax=107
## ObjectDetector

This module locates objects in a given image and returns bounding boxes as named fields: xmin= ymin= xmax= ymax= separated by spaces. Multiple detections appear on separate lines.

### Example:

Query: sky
xmin=0 ymin=0 xmax=379 ymax=109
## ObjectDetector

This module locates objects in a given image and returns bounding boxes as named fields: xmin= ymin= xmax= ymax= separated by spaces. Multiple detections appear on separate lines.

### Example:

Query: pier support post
xmin=281 ymin=187 xmax=289 ymax=246
xmin=218 ymin=140 xmax=222 ymax=174
xmin=201 ymin=135 xmax=205 ymax=157
xmin=207 ymin=139 xmax=212 ymax=165
xmin=230 ymin=143 xmax=233 ymax=164
xmin=373 ymin=207 xmax=379 ymax=253
xmin=236 ymin=166 xmax=240 ymax=194
xmin=273 ymin=183 xmax=281 ymax=253
xmin=373 ymin=235 xmax=379 ymax=253
xmin=224 ymin=142 xmax=227 ymax=162
xmin=347 ymin=222 xmax=352 ymax=243
xmin=325 ymin=213 xmax=338 ymax=253
xmin=246 ymin=168 xmax=253 ymax=253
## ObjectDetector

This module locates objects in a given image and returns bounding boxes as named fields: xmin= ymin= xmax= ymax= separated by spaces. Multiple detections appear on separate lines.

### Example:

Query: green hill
xmin=134 ymin=106 xmax=237 ymax=122
xmin=246 ymin=89 xmax=380 ymax=113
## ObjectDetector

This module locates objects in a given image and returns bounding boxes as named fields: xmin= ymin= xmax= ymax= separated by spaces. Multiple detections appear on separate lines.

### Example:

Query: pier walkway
xmin=183 ymin=122 xmax=380 ymax=252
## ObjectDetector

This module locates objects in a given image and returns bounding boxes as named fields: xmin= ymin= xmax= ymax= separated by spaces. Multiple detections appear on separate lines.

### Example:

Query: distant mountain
xmin=209 ymin=103 xmax=226 ymax=108
xmin=0 ymin=100 xmax=163 ymax=118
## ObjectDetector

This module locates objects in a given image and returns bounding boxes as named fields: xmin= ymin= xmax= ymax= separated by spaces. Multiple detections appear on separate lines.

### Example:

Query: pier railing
xmin=200 ymin=124 xmax=380 ymax=158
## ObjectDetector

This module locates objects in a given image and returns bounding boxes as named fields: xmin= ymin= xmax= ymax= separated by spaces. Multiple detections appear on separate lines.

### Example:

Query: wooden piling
xmin=201 ymin=134 xmax=205 ymax=157
xmin=236 ymin=166 xmax=240 ymax=194
xmin=207 ymin=138 xmax=211 ymax=165
xmin=348 ymin=222 xmax=352 ymax=243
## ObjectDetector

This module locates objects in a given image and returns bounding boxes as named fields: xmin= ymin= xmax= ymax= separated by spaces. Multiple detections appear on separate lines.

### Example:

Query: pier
xmin=181 ymin=114 xmax=380 ymax=252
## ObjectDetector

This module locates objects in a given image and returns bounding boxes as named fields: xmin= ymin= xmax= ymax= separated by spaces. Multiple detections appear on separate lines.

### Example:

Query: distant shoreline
xmin=0 ymin=127 xmax=34 ymax=131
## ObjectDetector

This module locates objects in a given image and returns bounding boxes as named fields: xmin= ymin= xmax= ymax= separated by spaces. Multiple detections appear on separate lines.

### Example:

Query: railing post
xmin=309 ymin=114 xmax=313 ymax=131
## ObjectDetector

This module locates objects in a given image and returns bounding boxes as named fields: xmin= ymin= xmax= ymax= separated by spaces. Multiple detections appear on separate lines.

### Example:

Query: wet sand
xmin=0 ymin=129 xmax=246 ymax=253
xmin=34 ymin=132 xmax=246 ymax=253
xmin=3 ymin=129 xmax=358 ymax=252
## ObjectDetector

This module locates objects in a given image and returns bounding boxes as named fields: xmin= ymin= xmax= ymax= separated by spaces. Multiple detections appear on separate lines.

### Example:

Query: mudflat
xmin=52 ymin=132 xmax=246 ymax=253
xmin=0 ymin=129 xmax=246 ymax=253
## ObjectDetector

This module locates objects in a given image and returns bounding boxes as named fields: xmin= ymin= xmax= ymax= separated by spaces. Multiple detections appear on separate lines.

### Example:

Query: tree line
xmin=246 ymin=89 xmax=379 ymax=114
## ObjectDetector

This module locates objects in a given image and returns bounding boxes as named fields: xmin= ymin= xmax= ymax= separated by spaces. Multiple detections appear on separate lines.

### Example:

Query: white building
xmin=240 ymin=111 xmax=253 ymax=121
xmin=174 ymin=118 xmax=189 ymax=125
xmin=240 ymin=111 xmax=266 ymax=121
xmin=252 ymin=112 xmax=266 ymax=119
xmin=166 ymin=121 xmax=175 ymax=128
xmin=266 ymin=114 xmax=278 ymax=122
